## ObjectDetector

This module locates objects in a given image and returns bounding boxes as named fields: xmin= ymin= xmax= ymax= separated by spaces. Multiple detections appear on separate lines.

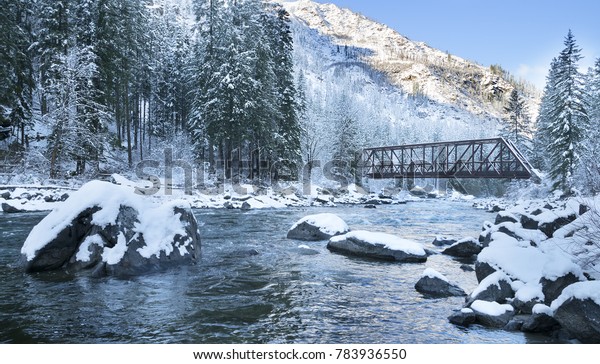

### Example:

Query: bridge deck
xmin=363 ymin=138 xmax=536 ymax=180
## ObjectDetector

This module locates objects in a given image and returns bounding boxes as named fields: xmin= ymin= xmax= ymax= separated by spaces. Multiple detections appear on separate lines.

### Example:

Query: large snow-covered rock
xmin=287 ymin=213 xmax=349 ymax=241
xmin=551 ymin=281 xmax=600 ymax=343
xmin=414 ymin=268 xmax=465 ymax=297
xmin=327 ymin=231 xmax=427 ymax=262
xmin=20 ymin=181 xmax=201 ymax=277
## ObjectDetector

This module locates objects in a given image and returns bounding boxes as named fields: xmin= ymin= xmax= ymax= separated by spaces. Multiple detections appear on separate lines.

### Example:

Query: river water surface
xmin=0 ymin=200 xmax=557 ymax=343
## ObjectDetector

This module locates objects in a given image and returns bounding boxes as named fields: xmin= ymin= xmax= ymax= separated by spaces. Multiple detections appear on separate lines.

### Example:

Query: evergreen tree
xmin=544 ymin=31 xmax=589 ymax=193
xmin=0 ymin=0 xmax=34 ymax=144
xmin=502 ymin=89 xmax=531 ymax=156
xmin=578 ymin=58 xmax=600 ymax=192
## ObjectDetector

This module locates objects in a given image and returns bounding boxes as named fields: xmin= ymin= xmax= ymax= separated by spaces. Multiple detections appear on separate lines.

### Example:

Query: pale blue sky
xmin=312 ymin=0 xmax=600 ymax=89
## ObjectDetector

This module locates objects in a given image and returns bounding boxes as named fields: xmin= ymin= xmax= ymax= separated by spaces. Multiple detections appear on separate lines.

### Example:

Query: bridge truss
xmin=363 ymin=138 xmax=537 ymax=181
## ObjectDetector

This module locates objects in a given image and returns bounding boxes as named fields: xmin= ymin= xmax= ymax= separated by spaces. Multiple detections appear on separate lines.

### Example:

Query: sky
xmin=311 ymin=0 xmax=600 ymax=89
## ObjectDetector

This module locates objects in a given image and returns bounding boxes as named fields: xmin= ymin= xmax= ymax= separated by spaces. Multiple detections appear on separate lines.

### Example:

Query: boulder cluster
xmin=447 ymin=200 xmax=600 ymax=343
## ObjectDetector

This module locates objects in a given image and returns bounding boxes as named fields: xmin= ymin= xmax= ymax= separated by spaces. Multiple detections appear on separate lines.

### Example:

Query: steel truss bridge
xmin=363 ymin=138 xmax=538 ymax=181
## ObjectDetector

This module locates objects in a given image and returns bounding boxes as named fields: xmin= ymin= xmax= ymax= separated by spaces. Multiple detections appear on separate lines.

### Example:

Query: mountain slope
xmin=283 ymin=0 xmax=538 ymax=122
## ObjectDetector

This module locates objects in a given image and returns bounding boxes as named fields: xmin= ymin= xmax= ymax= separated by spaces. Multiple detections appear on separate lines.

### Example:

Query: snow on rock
xmin=467 ymin=271 xmax=513 ymax=305
xmin=551 ymin=281 xmax=600 ymax=343
xmin=470 ymin=300 xmax=515 ymax=328
xmin=415 ymin=268 xmax=466 ymax=297
xmin=327 ymin=230 xmax=427 ymax=262
xmin=422 ymin=268 xmax=449 ymax=282
xmin=471 ymin=300 xmax=514 ymax=317
xmin=513 ymin=282 xmax=545 ymax=314
xmin=532 ymin=304 xmax=553 ymax=316
xmin=20 ymin=180 xmax=201 ymax=276
xmin=287 ymin=213 xmax=349 ymax=241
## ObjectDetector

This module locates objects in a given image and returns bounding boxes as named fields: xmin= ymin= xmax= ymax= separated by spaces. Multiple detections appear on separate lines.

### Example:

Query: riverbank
xmin=1 ymin=174 xmax=475 ymax=213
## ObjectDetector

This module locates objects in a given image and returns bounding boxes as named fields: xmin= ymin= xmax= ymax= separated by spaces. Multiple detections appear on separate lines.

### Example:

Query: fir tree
xmin=544 ymin=31 xmax=589 ymax=193
xmin=502 ymin=89 xmax=531 ymax=156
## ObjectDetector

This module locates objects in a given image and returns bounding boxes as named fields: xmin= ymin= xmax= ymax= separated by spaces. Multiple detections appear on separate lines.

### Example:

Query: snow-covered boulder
xmin=441 ymin=237 xmax=482 ymax=257
xmin=20 ymin=181 xmax=201 ymax=277
xmin=287 ymin=213 xmax=349 ymax=241
xmin=551 ymin=281 xmax=600 ymax=343
xmin=414 ymin=268 xmax=465 ymax=297
xmin=467 ymin=271 xmax=513 ymax=305
xmin=327 ymin=231 xmax=427 ymax=262
xmin=494 ymin=211 xmax=519 ymax=225
xmin=470 ymin=300 xmax=515 ymax=328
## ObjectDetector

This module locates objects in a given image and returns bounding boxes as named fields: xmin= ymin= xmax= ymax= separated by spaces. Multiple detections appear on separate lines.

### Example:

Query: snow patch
xmin=471 ymin=300 xmax=514 ymax=316
xmin=422 ymin=268 xmax=449 ymax=282
xmin=289 ymin=213 xmax=349 ymax=236
xmin=551 ymin=281 xmax=600 ymax=311
xmin=337 ymin=230 xmax=425 ymax=256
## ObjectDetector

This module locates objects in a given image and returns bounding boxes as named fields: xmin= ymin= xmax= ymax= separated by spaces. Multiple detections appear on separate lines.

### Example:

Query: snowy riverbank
xmin=1 ymin=174 xmax=476 ymax=213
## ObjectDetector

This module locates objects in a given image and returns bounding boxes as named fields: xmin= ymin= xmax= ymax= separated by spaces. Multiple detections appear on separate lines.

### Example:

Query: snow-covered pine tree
xmin=0 ymin=0 xmax=34 ymax=145
xmin=531 ymin=58 xmax=559 ymax=170
xmin=501 ymin=89 xmax=531 ymax=156
xmin=47 ymin=46 xmax=109 ymax=178
xmin=578 ymin=58 xmax=600 ymax=192
xmin=544 ymin=31 xmax=589 ymax=193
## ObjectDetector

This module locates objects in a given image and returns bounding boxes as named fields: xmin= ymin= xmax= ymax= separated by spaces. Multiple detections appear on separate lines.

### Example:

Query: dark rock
xmin=409 ymin=187 xmax=427 ymax=197
xmin=494 ymin=212 xmax=519 ymax=225
xmin=19 ymin=192 xmax=31 ymax=200
xmin=378 ymin=194 xmax=393 ymax=200
xmin=491 ymin=205 xmax=504 ymax=213
xmin=531 ymin=209 xmax=544 ymax=216
xmin=538 ymin=214 xmax=577 ymax=238
xmin=580 ymin=204 xmax=590 ymax=216
xmin=241 ymin=202 xmax=251 ymax=210
xmin=448 ymin=309 xmax=477 ymax=327
xmin=460 ymin=264 xmax=475 ymax=272
xmin=43 ymin=195 xmax=55 ymax=203
xmin=364 ymin=204 xmax=377 ymax=209
xmin=0 ymin=191 xmax=10 ymax=199
xmin=59 ymin=193 xmax=69 ymax=201
xmin=232 ymin=195 xmax=252 ymax=202
xmin=554 ymin=298 xmax=600 ymax=343
xmin=227 ymin=249 xmax=260 ymax=258
xmin=364 ymin=199 xmax=382 ymax=205
xmin=504 ymin=316 xmax=525 ymax=331
xmin=467 ymin=272 xmax=514 ymax=305
xmin=475 ymin=261 xmax=497 ymax=283
xmin=327 ymin=232 xmax=427 ymax=263
xmin=414 ymin=275 xmax=466 ymax=298
xmin=512 ymin=297 xmax=543 ymax=314
xmin=522 ymin=312 xmax=560 ymax=333
xmin=520 ymin=214 xmax=539 ymax=230
xmin=223 ymin=201 xmax=234 ymax=209
xmin=427 ymin=192 xmax=439 ymax=199
xmin=442 ymin=237 xmax=482 ymax=258
xmin=540 ymin=272 xmax=581 ymax=304
xmin=1 ymin=202 xmax=25 ymax=213
xmin=432 ymin=236 xmax=457 ymax=247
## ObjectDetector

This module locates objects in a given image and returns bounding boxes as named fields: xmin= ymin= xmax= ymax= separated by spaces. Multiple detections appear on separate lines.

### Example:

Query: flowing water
xmin=0 ymin=201 xmax=558 ymax=343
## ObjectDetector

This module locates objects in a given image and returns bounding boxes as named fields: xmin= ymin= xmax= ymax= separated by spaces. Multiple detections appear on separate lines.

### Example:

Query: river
xmin=0 ymin=200 xmax=558 ymax=343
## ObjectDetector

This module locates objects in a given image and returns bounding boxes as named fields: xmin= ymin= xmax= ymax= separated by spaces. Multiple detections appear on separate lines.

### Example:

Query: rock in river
xmin=327 ymin=230 xmax=427 ymax=262
xmin=20 ymin=180 xmax=201 ymax=277
xmin=287 ymin=213 xmax=349 ymax=241
xmin=415 ymin=268 xmax=466 ymax=297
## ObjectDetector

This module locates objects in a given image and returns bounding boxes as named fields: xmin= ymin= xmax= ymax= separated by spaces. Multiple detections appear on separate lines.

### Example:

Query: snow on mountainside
xmin=282 ymin=0 xmax=539 ymax=130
